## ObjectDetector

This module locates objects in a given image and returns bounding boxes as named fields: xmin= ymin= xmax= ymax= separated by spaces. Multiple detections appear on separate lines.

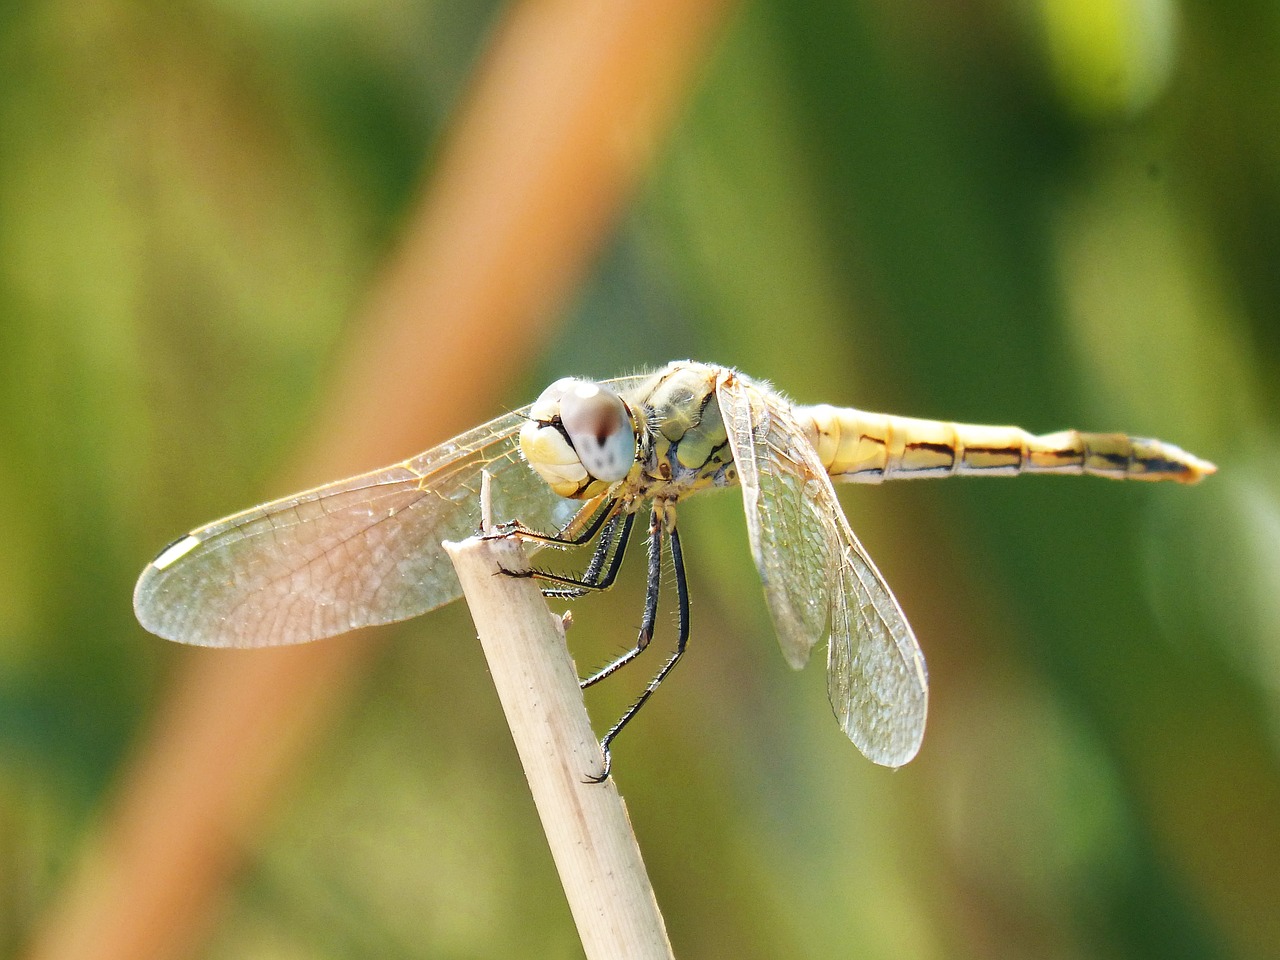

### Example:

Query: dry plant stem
xmin=443 ymin=535 xmax=674 ymax=960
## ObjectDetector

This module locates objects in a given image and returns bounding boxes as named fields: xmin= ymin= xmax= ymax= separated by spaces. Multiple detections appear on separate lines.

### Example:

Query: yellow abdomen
xmin=798 ymin=405 xmax=1216 ymax=485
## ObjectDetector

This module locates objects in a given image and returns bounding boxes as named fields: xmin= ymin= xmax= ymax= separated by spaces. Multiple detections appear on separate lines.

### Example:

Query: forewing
xmin=133 ymin=408 xmax=575 ymax=648
xmin=717 ymin=373 xmax=928 ymax=766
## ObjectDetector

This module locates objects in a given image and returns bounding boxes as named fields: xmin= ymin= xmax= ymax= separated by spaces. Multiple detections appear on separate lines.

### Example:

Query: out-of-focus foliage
xmin=3 ymin=0 xmax=1279 ymax=957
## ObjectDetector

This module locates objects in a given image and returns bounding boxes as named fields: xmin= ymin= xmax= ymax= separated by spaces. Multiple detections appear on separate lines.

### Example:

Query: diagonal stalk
xmin=444 ymin=532 xmax=673 ymax=960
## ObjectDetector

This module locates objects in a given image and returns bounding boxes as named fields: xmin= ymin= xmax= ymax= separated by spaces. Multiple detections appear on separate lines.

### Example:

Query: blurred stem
xmin=444 ymin=534 xmax=673 ymax=960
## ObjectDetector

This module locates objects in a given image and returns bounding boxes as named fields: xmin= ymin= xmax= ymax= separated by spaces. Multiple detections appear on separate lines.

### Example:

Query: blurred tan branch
xmin=24 ymin=0 xmax=732 ymax=958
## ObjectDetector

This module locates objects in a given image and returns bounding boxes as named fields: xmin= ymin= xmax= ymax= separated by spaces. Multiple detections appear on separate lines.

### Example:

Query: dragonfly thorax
xmin=631 ymin=362 xmax=737 ymax=499
xmin=520 ymin=378 xmax=640 ymax=499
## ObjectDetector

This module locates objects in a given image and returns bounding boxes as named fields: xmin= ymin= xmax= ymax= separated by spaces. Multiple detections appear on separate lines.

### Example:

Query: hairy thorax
xmin=622 ymin=362 xmax=739 ymax=509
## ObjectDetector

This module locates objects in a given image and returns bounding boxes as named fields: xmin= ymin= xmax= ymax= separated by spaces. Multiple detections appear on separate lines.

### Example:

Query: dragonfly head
xmin=520 ymin=378 xmax=637 ymax=499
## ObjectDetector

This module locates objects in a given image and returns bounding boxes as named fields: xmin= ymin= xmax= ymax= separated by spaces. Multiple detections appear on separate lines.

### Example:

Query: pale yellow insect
xmin=135 ymin=361 xmax=1215 ymax=771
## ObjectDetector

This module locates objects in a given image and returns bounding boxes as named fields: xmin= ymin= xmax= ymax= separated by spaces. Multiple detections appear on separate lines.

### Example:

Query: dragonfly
xmin=134 ymin=360 xmax=1216 ymax=776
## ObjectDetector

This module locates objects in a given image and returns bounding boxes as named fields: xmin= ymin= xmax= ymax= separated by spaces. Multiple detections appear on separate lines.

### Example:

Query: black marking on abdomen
xmin=1136 ymin=455 xmax=1185 ymax=475
xmin=1091 ymin=450 xmax=1133 ymax=470
xmin=961 ymin=444 xmax=1023 ymax=470
xmin=905 ymin=440 xmax=956 ymax=470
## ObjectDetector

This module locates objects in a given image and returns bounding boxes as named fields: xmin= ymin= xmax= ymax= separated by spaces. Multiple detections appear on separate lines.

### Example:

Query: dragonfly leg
xmin=503 ymin=510 xmax=636 ymax=597
xmin=495 ymin=497 xmax=619 ymax=548
xmin=587 ymin=507 xmax=690 ymax=783
xmin=580 ymin=507 xmax=663 ymax=689
xmin=530 ymin=511 xmax=636 ymax=598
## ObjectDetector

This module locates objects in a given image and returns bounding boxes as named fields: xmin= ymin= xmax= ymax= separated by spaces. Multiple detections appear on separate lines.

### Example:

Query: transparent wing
xmin=135 ymin=375 xmax=655 ymax=649
xmin=717 ymin=374 xmax=928 ymax=767
xmin=134 ymin=409 xmax=566 ymax=648
xmin=824 ymin=522 xmax=928 ymax=767
xmin=716 ymin=375 xmax=833 ymax=669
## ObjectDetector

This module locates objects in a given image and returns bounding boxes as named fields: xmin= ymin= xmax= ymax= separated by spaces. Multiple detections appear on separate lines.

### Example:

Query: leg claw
xmin=584 ymin=743 xmax=612 ymax=784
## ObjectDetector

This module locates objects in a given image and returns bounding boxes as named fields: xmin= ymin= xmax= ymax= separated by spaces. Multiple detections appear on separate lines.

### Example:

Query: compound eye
xmin=558 ymin=383 xmax=635 ymax=482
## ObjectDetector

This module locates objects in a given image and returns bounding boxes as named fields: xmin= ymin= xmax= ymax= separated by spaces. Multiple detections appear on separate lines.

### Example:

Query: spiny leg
xmin=580 ymin=513 xmax=628 ymax=584
xmin=588 ymin=509 xmax=690 ymax=783
xmin=581 ymin=506 xmax=664 ymax=690
xmin=536 ymin=511 xmax=637 ymax=598
xmin=504 ymin=510 xmax=636 ymax=597
xmin=496 ymin=496 xmax=619 ymax=548
xmin=496 ymin=496 xmax=623 ymax=592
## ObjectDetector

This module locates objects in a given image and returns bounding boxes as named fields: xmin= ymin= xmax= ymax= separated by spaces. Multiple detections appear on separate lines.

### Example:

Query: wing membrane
xmin=717 ymin=376 xmax=833 ymax=669
xmin=717 ymin=373 xmax=928 ymax=766
xmin=824 ymin=519 xmax=928 ymax=767
xmin=135 ymin=374 xmax=655 ymax=648
xmin=133 ymin=408 xmax=570 ymax=648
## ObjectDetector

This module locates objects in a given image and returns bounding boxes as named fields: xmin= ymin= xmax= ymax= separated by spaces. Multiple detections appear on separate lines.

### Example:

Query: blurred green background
xmin=3 ymin=0 xmax=1279 ymax=957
